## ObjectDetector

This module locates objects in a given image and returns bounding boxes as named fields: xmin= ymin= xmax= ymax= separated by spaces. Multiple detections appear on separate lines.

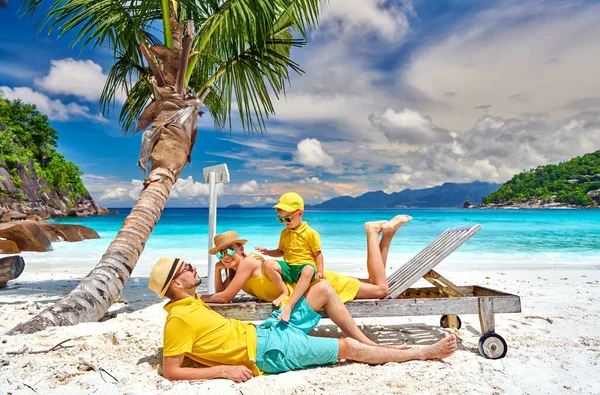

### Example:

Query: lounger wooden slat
xmin=387 ymin=225 xmax=482 ymax=298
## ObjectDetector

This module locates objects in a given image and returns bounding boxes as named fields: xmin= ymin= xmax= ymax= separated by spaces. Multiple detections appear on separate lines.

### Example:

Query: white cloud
xmin=98 ymin=176 xmax=217 ymax=203
xmin=100 ymin=179 xmax=143 ymax=201
xmin=299 ymin=177 xmax=322 ymax=184
xmin=405 ymin=1 xmax=600 ymax=130
xmin=295 ymin=138 xmax=337 ymax=169
xmin=319 ymin=0 xmax=412 ymax=42
xmin=171 ymin=176 xmax=212 ymax=199
xmin=0 ymin=86 xmax=105 ymax=121
xmin=34 ymin=58 xmax=125 ymax=102
xmin=368 ymin=108 xmax=452 ymax=145
xmin=236 ymin=180 xmax=260 ymax=193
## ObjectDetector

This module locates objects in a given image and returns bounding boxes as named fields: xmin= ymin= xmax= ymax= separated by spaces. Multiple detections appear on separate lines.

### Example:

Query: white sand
xmin=1 ymin=261 xmax=599 ymax=395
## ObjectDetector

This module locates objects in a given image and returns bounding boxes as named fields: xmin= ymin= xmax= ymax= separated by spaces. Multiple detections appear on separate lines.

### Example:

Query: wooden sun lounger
xmin=208 ymin=225 xmax=521 ymax=360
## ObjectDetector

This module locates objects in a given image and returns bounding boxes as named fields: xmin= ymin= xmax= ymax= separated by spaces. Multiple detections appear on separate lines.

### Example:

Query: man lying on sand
xmin=149 ymin=257 xmax=456 ymax=382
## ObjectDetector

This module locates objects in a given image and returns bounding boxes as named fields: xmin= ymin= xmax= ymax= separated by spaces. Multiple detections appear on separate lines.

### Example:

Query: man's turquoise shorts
xmin=255 ymin=297 xmax=338 ymax=374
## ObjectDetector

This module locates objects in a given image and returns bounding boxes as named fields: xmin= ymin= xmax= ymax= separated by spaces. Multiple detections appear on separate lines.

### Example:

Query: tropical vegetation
xmin=10 ymin=0 xmax=324 ymax=334
xmin=485 ymin=151 xmax=600 ymax=206
xmin=0 ymin=97 xmax=87 ymax=198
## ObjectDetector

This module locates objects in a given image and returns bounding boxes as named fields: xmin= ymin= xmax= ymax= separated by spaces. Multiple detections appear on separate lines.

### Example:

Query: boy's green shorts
xmin=277 ymin=260 xmax=316 ymax=283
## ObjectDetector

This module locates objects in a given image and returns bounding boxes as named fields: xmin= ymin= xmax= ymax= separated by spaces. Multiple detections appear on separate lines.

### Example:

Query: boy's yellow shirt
xmin=162 ymin=296 xmax=260 ymax=375
xmin=277 ymin=221 xmax=321 ymax=266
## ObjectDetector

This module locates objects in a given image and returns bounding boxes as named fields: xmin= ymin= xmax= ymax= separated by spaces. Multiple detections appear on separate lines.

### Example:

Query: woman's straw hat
xmin=209 ymin=230 xmax=247 ymax=255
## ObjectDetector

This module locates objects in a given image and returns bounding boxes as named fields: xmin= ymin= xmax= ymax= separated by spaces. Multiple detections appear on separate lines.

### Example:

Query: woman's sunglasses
xmin=277 ymin=214 xmax=296 ymax=223
xmin=215 ymin=247 xmax=236 ymax=260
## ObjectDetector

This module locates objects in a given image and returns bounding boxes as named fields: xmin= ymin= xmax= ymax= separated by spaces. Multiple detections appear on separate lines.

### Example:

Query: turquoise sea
xmin=17 ymin=207 xmax=598 ymax=279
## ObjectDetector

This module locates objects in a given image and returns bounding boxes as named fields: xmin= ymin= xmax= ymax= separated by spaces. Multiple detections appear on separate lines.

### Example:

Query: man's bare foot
xmin=273 ymin=293 xmax=288 ymax=307
xmin=382 ymin=215 xmax=412 ymax=236
xmin=364 ymin=220 xmax=387 ymax=234
xmin=420 ymin=335 xmax=457 ymax=360
xmin=278 ymin=305 xmax=292 ymax=322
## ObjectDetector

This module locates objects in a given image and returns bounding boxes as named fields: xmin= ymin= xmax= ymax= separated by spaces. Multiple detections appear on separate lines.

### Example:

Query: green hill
xmin=485 ymin=151 xmax=600 ymax=207
xmin=0 ymin=97 xmax=108 ymax=218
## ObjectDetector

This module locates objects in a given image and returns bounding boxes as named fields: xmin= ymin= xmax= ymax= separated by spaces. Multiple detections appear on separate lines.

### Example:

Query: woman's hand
xmin=215 ymin=262 xmax=227 ymax=270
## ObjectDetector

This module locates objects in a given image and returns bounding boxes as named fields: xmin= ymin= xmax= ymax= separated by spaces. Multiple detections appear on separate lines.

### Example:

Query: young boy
xmin=255 ymin=192 xmax=325 ymax=322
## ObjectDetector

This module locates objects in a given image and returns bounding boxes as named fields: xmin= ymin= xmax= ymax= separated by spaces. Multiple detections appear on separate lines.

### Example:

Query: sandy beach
xmin=1 ymin=258 xmax=599 ymax=395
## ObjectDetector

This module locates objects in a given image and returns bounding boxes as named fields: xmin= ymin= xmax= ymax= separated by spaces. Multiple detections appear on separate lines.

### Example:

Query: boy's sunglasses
xmin=277 ymin=215 xmax=295 ymax=223
xmin=215 ymin=247 xmax=236 ymax=260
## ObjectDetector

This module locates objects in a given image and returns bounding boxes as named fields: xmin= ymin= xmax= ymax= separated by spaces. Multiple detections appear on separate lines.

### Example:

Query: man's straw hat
xmin=149 ymin=257 xmax=184 ymax=298
xmin=209 ymin=230 xmax=248 ymax=255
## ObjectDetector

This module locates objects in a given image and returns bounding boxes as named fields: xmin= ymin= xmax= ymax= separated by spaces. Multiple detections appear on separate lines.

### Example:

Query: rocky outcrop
xmin=0 ymin=255 xmax=25 ymax=288
xmin=0 ymin=221 xmax=53 ymax=252
xmin=482 ymin=198 xmax=597 ymax=209
xmin=0 ymin=239 xmax=20 ymax=254
xmin=0 ymin=220 xmax=99 ymax=252
xmin=0 ymin=158 xmax=112 ymax=220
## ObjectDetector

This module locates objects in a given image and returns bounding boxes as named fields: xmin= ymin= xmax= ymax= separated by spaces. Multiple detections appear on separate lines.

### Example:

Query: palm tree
xmin=10 ymin=0 xmax=323 ymax=334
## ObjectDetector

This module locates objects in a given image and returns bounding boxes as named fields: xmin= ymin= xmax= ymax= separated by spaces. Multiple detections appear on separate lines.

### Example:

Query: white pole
xmin=207 ymin=171 xmax=217 ymax=294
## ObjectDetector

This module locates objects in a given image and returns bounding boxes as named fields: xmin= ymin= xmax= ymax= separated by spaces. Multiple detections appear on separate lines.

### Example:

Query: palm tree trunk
xmin=9 ymin=164 xmax=180 ymax=334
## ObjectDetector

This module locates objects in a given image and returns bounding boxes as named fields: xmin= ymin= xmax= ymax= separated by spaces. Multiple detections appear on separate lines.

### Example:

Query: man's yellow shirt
xmin=162 ymin=296 xmax=259 ymax=375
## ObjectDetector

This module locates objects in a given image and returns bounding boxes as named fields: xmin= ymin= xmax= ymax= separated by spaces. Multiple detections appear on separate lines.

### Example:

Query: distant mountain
xmin=311 ymin=181 xmax=502 ymax=209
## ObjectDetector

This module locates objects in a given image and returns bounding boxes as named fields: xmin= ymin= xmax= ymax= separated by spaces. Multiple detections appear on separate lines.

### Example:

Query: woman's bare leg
xmin=355 ymin=215 xmax=412 ymax=299
xmin=355 ymin=221 xmax=388 ymax=298
xmin=379 ymin=215 xmax=412 ymax=266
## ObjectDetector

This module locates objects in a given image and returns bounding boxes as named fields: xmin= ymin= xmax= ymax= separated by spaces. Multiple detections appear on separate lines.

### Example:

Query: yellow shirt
xmin=163 ymin=296 xmax=260 ymax=375
xmin=277 ymin=221 xmax=321 ymax=266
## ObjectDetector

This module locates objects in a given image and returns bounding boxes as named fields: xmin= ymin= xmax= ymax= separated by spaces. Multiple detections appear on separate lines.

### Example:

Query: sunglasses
xmin=277 ymin=214 xmax=297 ymax=223
xmin=172 ymin=262 xmax=193 ymax=281
xmin=215 ymin=247 xmax=236 ymax=260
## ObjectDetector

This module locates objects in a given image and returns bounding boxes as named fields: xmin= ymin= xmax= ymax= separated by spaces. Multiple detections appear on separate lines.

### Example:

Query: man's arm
xmin=163 ymin=354 xmax=252 ymax=382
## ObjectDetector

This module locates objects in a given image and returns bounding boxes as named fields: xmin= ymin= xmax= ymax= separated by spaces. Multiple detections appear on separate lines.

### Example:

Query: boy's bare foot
xmin=364 ymin=220 xmax=387 ymax=234
xmin=420 ymin=335 xmax=457 ymax=360
xmin=382 ymin=214 xmax=412 ymax=236
xmin=278 ymin=305 xmax=292 ymax=322
xmin=273 ymin=293 xmax=287 ymax=307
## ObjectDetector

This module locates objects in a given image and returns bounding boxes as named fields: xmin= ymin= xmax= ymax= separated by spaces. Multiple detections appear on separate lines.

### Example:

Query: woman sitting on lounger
xmin=201 ymin=215 xmax=412 ymax=304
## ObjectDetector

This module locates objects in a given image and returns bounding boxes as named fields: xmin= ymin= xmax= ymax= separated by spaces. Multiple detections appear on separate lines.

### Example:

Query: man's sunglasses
xmin=277 ymin=215 xmax=295 ymax=223
xmin=172 ymin=262 xmax=193 ymax=281
xmin=215 ymin=247 xmax=236 ymax=260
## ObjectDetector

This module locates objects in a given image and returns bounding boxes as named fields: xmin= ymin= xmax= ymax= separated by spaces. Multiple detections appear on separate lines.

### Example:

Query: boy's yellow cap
xmin=273 ymin=192 xmax=304 ymax=212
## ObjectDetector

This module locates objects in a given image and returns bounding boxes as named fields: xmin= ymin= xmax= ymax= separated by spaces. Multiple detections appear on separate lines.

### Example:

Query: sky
xmin=1 ymin=0 xmax=600 ymax=208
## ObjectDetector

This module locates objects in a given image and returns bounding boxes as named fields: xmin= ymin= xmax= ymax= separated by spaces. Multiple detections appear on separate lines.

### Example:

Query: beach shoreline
xmin=1 ymin=260 xmax=599 ymax=394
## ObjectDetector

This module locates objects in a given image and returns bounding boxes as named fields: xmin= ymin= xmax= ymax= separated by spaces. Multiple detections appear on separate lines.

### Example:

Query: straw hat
xmin=209 ymin=230 xmax=247 ymax=255
xmin=149 ymin=257 xmax=184 ymax=298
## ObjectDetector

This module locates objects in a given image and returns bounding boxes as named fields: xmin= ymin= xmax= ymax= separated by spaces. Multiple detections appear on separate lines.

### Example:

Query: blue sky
xmin=2 ymin=0 xmax=600 ymax=207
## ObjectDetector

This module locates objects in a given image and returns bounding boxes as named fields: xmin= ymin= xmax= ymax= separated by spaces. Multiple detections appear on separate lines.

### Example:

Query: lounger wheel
xmin=440 ymin=314 xmax=462 ymax=329
xmin=478 ymin=332 xmax=508 ymax=359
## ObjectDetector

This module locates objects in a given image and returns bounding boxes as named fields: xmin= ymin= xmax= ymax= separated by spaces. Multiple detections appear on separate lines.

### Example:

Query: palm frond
xmin=100 ymin=49 xmax=149 ymax=118
xmin=118 ymin=76 xmax=153 ymax=134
